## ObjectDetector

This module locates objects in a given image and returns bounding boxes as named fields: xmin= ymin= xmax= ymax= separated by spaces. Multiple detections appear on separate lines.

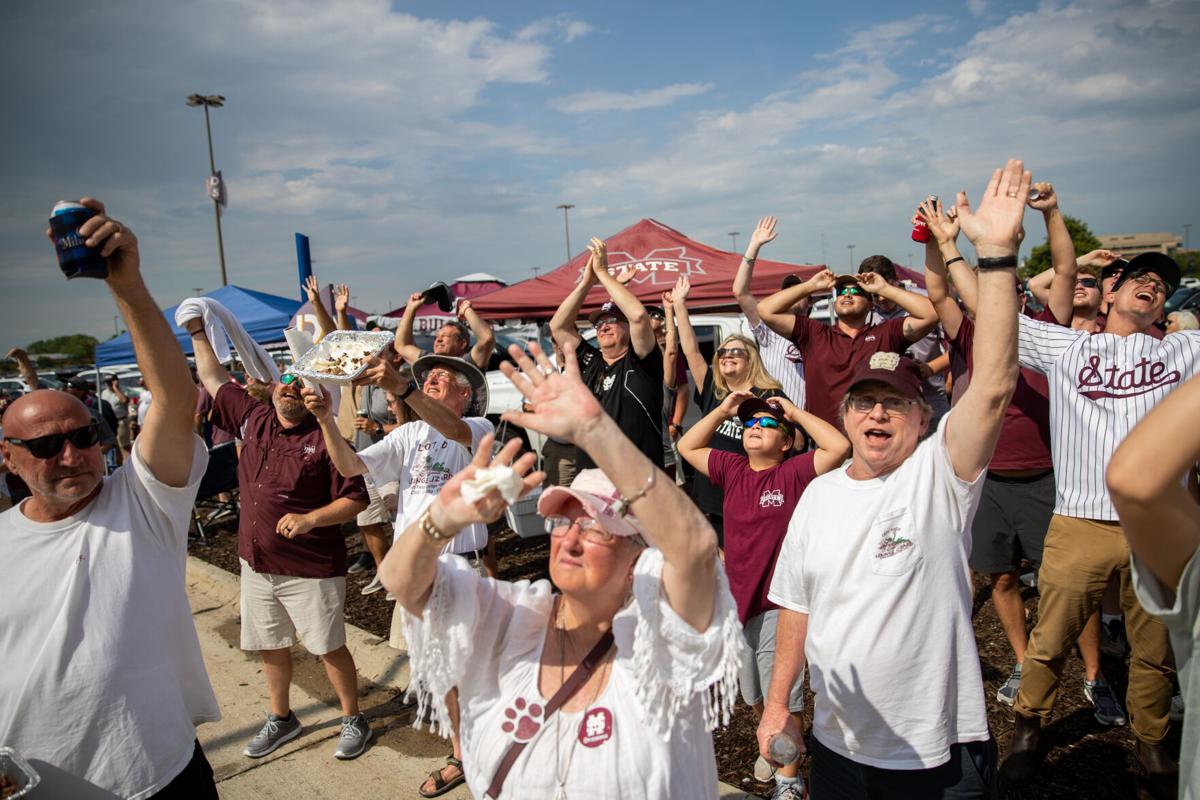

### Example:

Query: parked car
xmin=1165 ymin=286 xmax=1200 ymax=316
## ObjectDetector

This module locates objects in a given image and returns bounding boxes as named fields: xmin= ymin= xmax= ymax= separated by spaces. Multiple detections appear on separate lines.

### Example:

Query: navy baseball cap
xmin=1111 ymin=252 xmax=1180 ymax=297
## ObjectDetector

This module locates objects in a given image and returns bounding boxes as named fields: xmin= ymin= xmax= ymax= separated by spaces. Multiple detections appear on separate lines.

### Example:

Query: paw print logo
xmin=500 ymin=697 xmax=544 ymax=742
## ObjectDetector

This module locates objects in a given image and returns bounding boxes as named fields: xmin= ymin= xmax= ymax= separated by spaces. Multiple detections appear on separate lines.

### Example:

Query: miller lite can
xmin=49 ymin=201 xmax=108 ymax=279
xmin=911 ymin=196 xmax=937 ymax=243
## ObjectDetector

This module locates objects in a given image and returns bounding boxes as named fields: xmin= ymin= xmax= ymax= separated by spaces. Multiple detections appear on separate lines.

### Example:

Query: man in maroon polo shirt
xmin=186 ymin=320 xmax=372 ymax=761
xmin=757 ymin=269 xmax=938 ymax=428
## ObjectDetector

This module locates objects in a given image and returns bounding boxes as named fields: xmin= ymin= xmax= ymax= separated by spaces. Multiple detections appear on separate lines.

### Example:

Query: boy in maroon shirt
xmin=678 ymin=394 xmax=848 ymax=795
xmin=757 ymin=269 xmax=938 ymax=428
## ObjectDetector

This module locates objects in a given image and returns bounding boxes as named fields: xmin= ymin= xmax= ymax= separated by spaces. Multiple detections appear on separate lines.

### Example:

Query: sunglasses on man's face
xmin=1075 ymin=277 xmax=1099 ymax=290
xmin=837 ymin=286 xmax=864 ymax=297
xmin=279 ymin=372 xmax=300 ymax=386
xmin=5 ymin=422 xmax=101 ymax=459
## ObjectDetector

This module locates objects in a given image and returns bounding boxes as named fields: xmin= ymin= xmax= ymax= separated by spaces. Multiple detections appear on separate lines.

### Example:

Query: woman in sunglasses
xmin=677 ymin=392 xmax=848 ymax=797
xmin=670 ymin=276 xmax=785 ymax=546
xmin=382 ymin=341 xmax=739 ymax=799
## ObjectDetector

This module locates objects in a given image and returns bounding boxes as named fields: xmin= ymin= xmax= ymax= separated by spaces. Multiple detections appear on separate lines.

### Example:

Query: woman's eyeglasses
xmin=545 ymin=515 xmax=620 ymax=545
xmin=716 ymin=348 xmax=748 ymax=359
xmin=5 ymin=422 xmax=101 ymax=459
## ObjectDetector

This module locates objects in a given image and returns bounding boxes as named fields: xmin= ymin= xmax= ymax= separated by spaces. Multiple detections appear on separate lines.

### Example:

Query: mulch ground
xmin=190 ymin=517 xmax=1180 ymax=799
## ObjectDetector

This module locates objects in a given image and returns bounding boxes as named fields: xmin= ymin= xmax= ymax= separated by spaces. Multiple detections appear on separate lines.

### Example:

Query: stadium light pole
xmin=186 ymin=93 xmax=228 ymax=286
xmin=556 ymin=204 xmax=575 ymax=263
xmin=847 ymin=244 xmax=856 ymax=269
xmin=728 ymin=231 xmax=740 ymax=252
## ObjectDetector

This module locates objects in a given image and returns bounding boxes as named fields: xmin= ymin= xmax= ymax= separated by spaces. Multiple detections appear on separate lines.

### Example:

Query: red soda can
xmin=911 ymin=196 xmax=937 ymax=243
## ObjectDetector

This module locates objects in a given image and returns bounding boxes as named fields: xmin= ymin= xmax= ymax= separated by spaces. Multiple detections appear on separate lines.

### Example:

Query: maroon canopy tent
xmin=470 ymin=219 xmax=824 ymax=320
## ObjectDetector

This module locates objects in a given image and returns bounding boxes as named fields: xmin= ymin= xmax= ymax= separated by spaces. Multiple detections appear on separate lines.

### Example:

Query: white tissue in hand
xmin=462 ymin=466 xmax=524 ymax=505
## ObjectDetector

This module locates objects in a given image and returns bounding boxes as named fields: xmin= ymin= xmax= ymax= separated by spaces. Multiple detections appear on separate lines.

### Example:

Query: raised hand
xmin=1026 ymin=181 xmax=1057 ymax=212
xmin=615 ymin=265 xmax=638 ymax=284
xmin=855 ymin=271 xmax=888 ymax=295
xmin=748 ymin=216 xmax=778 ymax=253
xmin=956 ymin=158 xmax=1031 ymax=257
xmin=457 ymin=299 xmax=474 ymax=320
xmin=333 ymin=284 xmax=350 ymax=312
xmin=432 ymin=435 xmax=541 ymax=531
xmin=5 ymin=347 xmax=29 ymax=363
xmin=303 ymin=275 xmax=320 ymax=303
xmin=499 ymin=341 xmax=605 ymax=444
xmin=406 ymin=291 xmax=425 ymax=310
xmin=673 ymin=275 xmax=691 ymax=302
xmin=301 ymin=385 xmax=334 ymax=422
xmin=54 ymin=199 xmax=141 ymax=290
xmin=718 ymin=389 xmax=756 ymax=417
xmin=1078 ymin=249 xmax=1124 ymax=269
xmin=806 ymin=269 xmax=837 ymax=293
xmin=918 ymin=197 xmax=959 ymax=245
xmin=661 ymin=290 xmax=674 ymax=306
xmin=354 ymin=355 xmax=409 ymax=395
xmin=587 ymin=237 xmax=609 ymax=278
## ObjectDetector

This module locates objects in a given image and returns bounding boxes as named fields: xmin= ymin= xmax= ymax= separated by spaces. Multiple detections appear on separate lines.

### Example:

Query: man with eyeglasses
xmin=550 ymin=237 xmax=664 ymax=470
xmin=1000 ymin=251 xmax=1200 ymax=790
xmin=757 ymin=263 xmax=938 ymax=429
xmin=187 ymin=321 xmax=373 ymax=762
xmin=303 ymin=351 xmax=492 ymax=798
xmin=758 ymin=160 xmax=1029 ymax=798
xmin=1 ymin=200 xmax=221 ymax=797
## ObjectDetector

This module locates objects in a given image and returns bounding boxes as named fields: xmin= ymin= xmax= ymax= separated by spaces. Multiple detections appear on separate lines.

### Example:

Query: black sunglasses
xmin=5 ymin=422 xmax=101 ymax=459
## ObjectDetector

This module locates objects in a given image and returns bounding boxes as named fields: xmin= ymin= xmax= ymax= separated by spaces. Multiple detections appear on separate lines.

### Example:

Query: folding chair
xmin=191 ymin=442 xmax=239 ymax=544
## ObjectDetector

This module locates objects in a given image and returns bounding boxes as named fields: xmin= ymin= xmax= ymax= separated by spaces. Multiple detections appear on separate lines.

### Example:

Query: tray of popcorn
xmin=0 ymin=747 xmax=41 ymax=799
xmin=290 ymin=331 xmax=395 ymax=386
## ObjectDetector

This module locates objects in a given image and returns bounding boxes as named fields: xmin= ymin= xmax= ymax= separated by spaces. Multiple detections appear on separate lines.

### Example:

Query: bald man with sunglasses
xmin=0 ymin=200 xmax=221 ymax=797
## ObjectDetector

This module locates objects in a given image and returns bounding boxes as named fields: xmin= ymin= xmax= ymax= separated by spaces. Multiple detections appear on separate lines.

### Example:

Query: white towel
xmin=175 ymin=297 xmax=280 ymax=382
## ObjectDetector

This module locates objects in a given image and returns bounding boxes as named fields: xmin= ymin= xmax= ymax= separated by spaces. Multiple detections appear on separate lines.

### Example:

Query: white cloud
xmin=966 ymin=0 xmax=988 ymax=17
xmin=517 ymin=14 xmax=594 ymax=43
xmin=553 ymin=82 xmax=713 ymax=113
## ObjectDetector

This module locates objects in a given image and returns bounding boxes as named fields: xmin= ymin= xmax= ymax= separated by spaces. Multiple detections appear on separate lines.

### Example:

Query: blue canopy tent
xmin=95 ymin=285 xmax=302 ymax=367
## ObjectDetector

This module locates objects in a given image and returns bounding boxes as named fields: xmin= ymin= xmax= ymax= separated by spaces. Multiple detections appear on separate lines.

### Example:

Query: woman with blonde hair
xmin=671 ymin=276 xmax=785 ymax=545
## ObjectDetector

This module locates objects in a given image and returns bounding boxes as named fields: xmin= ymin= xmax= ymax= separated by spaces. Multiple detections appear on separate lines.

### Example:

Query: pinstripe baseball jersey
xmin=751 ymin=320 xmax=806 ymax=408
xmin=1017 ymin=315 xmax=1200 ymax=520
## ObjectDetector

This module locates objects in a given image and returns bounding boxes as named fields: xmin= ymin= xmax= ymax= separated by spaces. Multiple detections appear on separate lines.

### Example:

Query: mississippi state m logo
xmin=1076 ymin=355 xmax=1180 ymax=400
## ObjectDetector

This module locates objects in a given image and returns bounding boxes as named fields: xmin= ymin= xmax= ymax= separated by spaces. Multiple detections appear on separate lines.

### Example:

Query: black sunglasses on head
xmin=5 ymin=422 xmax=101 ymax=459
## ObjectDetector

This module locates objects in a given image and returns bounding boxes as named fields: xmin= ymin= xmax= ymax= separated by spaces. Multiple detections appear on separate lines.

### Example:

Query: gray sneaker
xmin=996 ymin=663 xmax=1022 ymax=706
xmin=1083 ymin=678 xmax=1127 ymax=726
xmin=360 ymin=574 xmax=384 ymax=596
xmin=334 ymin=713 xmax=373 ymax=759
xmin=244 ymin=711 xmax=302 ymax=757
xmin=771 ymin=779 xmax=806 ymax=800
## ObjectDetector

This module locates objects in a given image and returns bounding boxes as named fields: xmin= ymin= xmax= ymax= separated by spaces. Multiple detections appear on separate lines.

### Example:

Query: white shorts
xmin=239 ymin=558 xmax=347 ymax=655
xmin=357 ymin=479 xmax=399 ymax=527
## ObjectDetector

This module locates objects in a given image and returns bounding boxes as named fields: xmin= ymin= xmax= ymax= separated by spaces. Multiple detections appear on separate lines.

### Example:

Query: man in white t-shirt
xmin=757 ymin=160 xmax=1030 ymax=798
xmin=0 ymin=200 xmax=220 ymax=798
xmin=306 ymin=351 xmax=493 ymax=797
xmin=732 ymin=216 xmax=807 ymax=409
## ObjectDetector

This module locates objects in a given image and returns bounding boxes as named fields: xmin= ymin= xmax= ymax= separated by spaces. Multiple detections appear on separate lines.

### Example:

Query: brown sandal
xmin=419 ymin=756 xmax=465 ymax=798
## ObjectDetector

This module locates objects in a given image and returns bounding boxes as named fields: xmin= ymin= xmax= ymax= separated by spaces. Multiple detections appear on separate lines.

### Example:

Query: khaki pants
xmin=1015 ymin=514 xmax=1174 ymax=743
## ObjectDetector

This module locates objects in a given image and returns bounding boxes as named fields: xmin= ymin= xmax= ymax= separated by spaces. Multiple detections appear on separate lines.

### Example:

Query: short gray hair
xmin=1170 ymin=310 xmax=1199 ymax=330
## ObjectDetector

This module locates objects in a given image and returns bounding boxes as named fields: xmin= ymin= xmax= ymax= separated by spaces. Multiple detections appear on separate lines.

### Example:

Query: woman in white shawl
xmin=380 ymin=341 xmax=742 ymax=799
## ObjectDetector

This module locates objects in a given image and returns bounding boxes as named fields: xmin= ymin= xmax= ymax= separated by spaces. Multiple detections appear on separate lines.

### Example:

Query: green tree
xmin=1019 ymin=215 xmax=1103 ymax=279
xmin=25 ymin=334 xmax=99 ymax=361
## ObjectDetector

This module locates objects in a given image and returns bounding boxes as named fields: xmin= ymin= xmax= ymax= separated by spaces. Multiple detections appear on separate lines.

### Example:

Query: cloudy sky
xmin=1 ymin=0 xmax=1197 ymax=344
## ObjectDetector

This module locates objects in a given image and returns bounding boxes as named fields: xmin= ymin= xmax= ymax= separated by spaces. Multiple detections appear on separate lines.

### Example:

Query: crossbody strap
xmin=485 ymin=628 xmax=615 ymax=799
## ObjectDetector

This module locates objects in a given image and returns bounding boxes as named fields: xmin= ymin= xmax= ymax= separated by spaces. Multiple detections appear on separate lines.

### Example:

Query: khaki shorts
xmin=239 ymin=559 xmax=347 ymax=655
xmin=357 ymin=479 xmax=399 ymax=527
xmin=116 ymin=418 xmax=132 ymax=450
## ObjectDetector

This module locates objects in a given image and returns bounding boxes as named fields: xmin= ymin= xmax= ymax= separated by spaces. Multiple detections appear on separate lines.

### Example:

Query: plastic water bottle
xmin=768 ymin=732 xmax=800 ymax=765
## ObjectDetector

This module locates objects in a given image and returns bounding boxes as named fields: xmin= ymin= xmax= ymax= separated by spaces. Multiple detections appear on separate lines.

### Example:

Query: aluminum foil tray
xmin=290 ymin=330 xmax=395 ymax=386
xmin=0 ymin=747 xmax=40 ymax=800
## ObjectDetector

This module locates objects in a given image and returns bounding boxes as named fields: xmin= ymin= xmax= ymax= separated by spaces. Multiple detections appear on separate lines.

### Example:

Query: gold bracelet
xmin=613 ymin=469 xmax=656 ymax=518
xmin=418 ymin=507 xmax=453 ymax=542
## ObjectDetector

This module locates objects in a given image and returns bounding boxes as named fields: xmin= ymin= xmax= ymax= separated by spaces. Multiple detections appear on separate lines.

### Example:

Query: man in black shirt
xmin=550 ymin=237 xmax=664 ymax=469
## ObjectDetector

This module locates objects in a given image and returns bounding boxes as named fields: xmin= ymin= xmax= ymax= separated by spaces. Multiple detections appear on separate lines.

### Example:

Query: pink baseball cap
xmin=537 ymin=469 xmax=647 ymax=539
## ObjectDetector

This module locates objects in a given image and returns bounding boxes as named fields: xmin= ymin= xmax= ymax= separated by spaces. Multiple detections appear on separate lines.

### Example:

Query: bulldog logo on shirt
xmin=601 ymin=374 xmax=616 ymax=393
xmin=303 ymin=444 xmax=317 ymax=456
xmin=578 ymin=707 xmax=613 ymax=747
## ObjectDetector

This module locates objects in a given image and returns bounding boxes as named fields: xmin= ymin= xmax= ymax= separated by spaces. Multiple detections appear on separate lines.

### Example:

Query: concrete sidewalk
xmin=186 ymin=557 xmax=760 ymax=799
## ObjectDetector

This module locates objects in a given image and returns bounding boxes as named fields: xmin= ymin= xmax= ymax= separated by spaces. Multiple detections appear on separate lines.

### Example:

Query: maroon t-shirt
xmin=788 ymin=316 xmax=909 ymax=427
xmin=212 ymin=382 xmax=368 ymax=579
xmin=708 ymin=449 xmax=819 ymax=623
xmin=948 ymin=315 xmax=1053 ymax=471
